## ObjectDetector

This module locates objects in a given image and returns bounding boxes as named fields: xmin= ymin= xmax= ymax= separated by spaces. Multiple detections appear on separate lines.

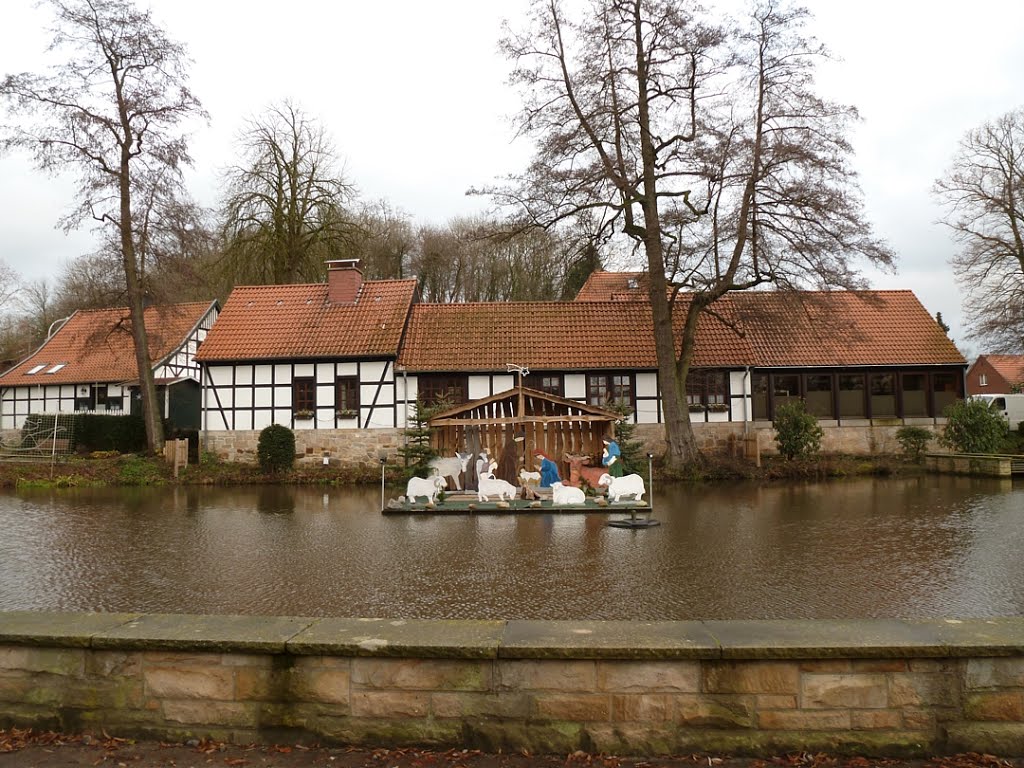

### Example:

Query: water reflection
xmin=0 ymin=476 xmax=1021 ymax=620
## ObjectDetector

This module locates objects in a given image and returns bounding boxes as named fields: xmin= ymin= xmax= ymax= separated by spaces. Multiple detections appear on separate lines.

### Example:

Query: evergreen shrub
xmin=257 ymin=423 xmax=296 ymax=473
xmin=773 ymin=400 xmax=824 ymax=460
xmin=940 ymin=399 xmax=1009 ymax=454
xmin=895 ymin=425 xmax=932 ymax=462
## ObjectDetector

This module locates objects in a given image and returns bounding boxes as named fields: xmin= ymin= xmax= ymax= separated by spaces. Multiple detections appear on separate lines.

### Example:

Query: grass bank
xmin=0 ymin=451 xmax=923 ymax=490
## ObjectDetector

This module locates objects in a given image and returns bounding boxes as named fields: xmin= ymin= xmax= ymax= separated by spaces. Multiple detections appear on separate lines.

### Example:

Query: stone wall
xmin=632 ymin=421 xmax=944 ymax=458
xmin=202 ymin=421 xmax=946 ymax=467
xmin=202 ymin=429 xmax=406 ymax=470
xmin=1 ymin=612 xmax=1023 ymax=755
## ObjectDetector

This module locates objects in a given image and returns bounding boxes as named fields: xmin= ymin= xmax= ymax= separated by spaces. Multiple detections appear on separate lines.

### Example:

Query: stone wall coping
xmin=2 ymin=612 xmax=1023 ymax=659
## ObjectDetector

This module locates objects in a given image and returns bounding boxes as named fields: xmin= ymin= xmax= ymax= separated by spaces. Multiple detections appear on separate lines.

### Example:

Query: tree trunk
xmin=632 ymin=2 xmax=700 ymax=471
xmin=120 ymin=154 xmax=164 ymax=453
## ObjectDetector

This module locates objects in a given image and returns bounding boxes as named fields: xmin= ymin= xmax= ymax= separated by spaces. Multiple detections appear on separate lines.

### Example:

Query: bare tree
xmin=0 ymin=0 xmax=205 ymax=452
xmin=935 ymin=107 xmax=1024 ymax=352
xmin=0 ymin=260 xmax=20 ymax=316
xmin=495 ymin=0 xmax=892 ymax=469
xmin=221 ymin=101 xmax=356 ymax=285
xmin=344 ymin=199 xmax=416 ymax=280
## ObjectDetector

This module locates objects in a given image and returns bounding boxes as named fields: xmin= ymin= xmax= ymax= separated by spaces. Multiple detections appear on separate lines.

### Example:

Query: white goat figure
xmin=405 ymin=474 xmax=447 ymax=503
xmin=477 ymin=471 xmax=516 ymax=502
xmin=598 ymin=473 xmax=646 ymax=503
xmin=518 ymin=468 xmax=541 ymax=487
xmin=550 ymin=481 xmax=586 ymax=505
xmin=427 ymin=451 xmax=472 ymax=490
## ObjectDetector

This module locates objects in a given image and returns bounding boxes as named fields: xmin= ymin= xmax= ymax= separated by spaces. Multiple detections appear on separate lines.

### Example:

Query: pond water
xmin=0 ymin=475 xmax=1022 ymax=621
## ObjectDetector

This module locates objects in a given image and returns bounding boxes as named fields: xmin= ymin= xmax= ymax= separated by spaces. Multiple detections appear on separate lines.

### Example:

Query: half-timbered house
xmin=196 ymin=260 xmax=418 ymax=432
xmin=395 ymin=276 xmax=966 ymax=426
xmin=0 ymin=301 xmax=218 ymax=431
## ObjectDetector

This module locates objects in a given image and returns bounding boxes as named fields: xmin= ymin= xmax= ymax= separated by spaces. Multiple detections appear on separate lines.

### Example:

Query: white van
xmin=972 ymin=393 xmax=1024 ymax=429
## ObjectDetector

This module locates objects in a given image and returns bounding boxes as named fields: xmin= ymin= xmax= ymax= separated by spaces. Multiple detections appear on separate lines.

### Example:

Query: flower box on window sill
xmin=707 ymin=403 xmax=730 ymax=413
xmin=294 ymin=410 xmax=315 ymax=420
xmin=687 ymin=404 xmax=706 ymax=412
xmin=335 ymin=410 xmax=358 ymax=420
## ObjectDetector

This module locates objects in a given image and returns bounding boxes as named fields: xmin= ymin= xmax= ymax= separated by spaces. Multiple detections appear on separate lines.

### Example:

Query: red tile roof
xmin=975 ymin=354 xmax=1024 ymax=385
xmin=195 ymin=279 xmax=418 ymax=362
xmin=730 ymin=291 xmax=964 ymax=367
xmin=574 ymin=271 xmax=649 ymax=301
xmin=398 ymin=290 xmax=964 ymax=372
xmin=0 ymin=302 xmax=215 ymax=385
xmin=398 ymin=299 xmax=755 ymax=372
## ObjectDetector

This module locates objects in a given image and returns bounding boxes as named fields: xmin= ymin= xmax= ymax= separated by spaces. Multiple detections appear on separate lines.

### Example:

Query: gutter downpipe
xmin=743 ymin=366 xmax=752 ymax=434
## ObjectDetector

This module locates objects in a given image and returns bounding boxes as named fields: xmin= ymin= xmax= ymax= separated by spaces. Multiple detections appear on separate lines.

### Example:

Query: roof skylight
xmin=45 ymin=363 xmax=67 ymax=374
xmin=26 ymin=364 xmax=46 ymax=375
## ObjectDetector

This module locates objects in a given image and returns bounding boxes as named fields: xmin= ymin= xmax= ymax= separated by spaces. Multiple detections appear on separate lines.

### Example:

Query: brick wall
xmin=1 ymin=613 xmax=1022 ymax=755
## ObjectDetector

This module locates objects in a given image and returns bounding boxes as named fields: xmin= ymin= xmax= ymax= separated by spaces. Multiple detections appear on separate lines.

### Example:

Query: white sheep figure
xmin=428 ymin=451 xmax=472 ymax=490
xmin=518 ymin=468 xmax=541 ymax=487
xmin=406 ymin=474 xmax=447 ymax=504
xmin=598 ymin=473 xmax=646 ymax=503
xmin=550 ymin=481 xmax=586 ymax=505
xmin=477 ymin=472 xmax=516 ymax=502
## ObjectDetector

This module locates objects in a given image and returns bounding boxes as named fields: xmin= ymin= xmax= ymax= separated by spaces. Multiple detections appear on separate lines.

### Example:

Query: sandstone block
xmin=144 ymin=666 xmax=233 ymax=700
xmin=676 ymin=694 xmax=754 ymax=728
xmin=85 ymin=651 xmax=142 ymax=677
xmin=351 ymin=691 xmax=429 ymax=718
xmin=802 ymin=674 xmax=887 ymax=709
xmin=497 ymin=660 xmax=596 ymax=692
xmin=235 ymin=667 xmax=276 ymax=701
xmin=597 ymin=661 xmax=699 ymax=693
xmin=431 ymin=691 xmax=530 ymax=719
xmin=799 ymin=660 xmax=851 ymax=674
xmin=352 ymin=658 xmax=490 ymax=691
xmin=162 ymin=699 xmax=257 ymax=728
xmin=758 ymin=709 xmax=851 ymax=730
xmin=533 ymin=693 xmax=610 ymax=722
xmin=221 ymin=653 xmax=274 ymax=668
xmin=966 ymin=659 xmax=1024 ymax=690
xmin=851 ymin=660 xmax=907 ymax=673
xmin=291 ymin=668 xmax=350 ymax=706
xmin=702 ymin=661 xmax=799 ymax=694
xmin=851 ymin=709 xmax=902 ymax=730
xmin=964 ymin=692 xmax=1024 ymax=722
xmin=757 ymin=694 xmax=797 ymax=709
xmin=0 ymin=646 xmax=82 ymax=676
xmin=888 ymin=673 xmax=957 ymax=707
xmin=901 ymin=709 xmax=935 ymax=730
xmin=611 ymin=694 xmax=674 ymax=722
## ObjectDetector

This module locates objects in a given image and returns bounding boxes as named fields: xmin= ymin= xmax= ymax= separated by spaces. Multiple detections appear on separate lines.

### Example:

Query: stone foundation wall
xmin=633 ymin=421 xmax=944 ymax=458
xmin=202 ymin=429 xmax=406 ymax=470
xmin=1 ymin=612 xmax=1023 ymax=755
xmin=201 ymin=421 xmax=945 ymax=467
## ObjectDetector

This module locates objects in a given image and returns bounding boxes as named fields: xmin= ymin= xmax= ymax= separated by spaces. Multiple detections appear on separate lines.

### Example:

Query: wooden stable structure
xmin=427 ymin=387 xmax=620 ymax=470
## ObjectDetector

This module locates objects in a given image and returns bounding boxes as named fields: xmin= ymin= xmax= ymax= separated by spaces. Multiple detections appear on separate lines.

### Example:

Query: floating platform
xmin=382 ymin=490 xmax=653 ymax=518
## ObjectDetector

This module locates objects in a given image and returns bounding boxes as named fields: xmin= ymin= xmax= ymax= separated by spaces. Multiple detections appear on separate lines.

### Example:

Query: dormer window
xmin=46 ymin=363 xmax=67 ymax=374
xmin=26 ymin=364 xmax=46 ymax=375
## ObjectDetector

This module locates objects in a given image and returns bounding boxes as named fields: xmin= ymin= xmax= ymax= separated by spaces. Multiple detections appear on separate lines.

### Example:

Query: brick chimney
xmin=326 ymin=259 xmax=363 ymax=304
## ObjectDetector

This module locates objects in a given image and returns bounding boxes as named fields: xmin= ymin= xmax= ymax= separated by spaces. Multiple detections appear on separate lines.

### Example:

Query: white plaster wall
xmin=468 ymin=376 xmax=491 ymax=400
xmin=564 ymin=374 xmax=586 ymax=400
xmin=491 ymin=375 xmax=514 ymax=394
xmin=635 ymin=373 xmax=659 ymax=398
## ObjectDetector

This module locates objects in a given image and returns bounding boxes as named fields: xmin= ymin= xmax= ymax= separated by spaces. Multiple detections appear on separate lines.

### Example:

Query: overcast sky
xmin=1 ymin=0 xmax=1022 ymax=355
